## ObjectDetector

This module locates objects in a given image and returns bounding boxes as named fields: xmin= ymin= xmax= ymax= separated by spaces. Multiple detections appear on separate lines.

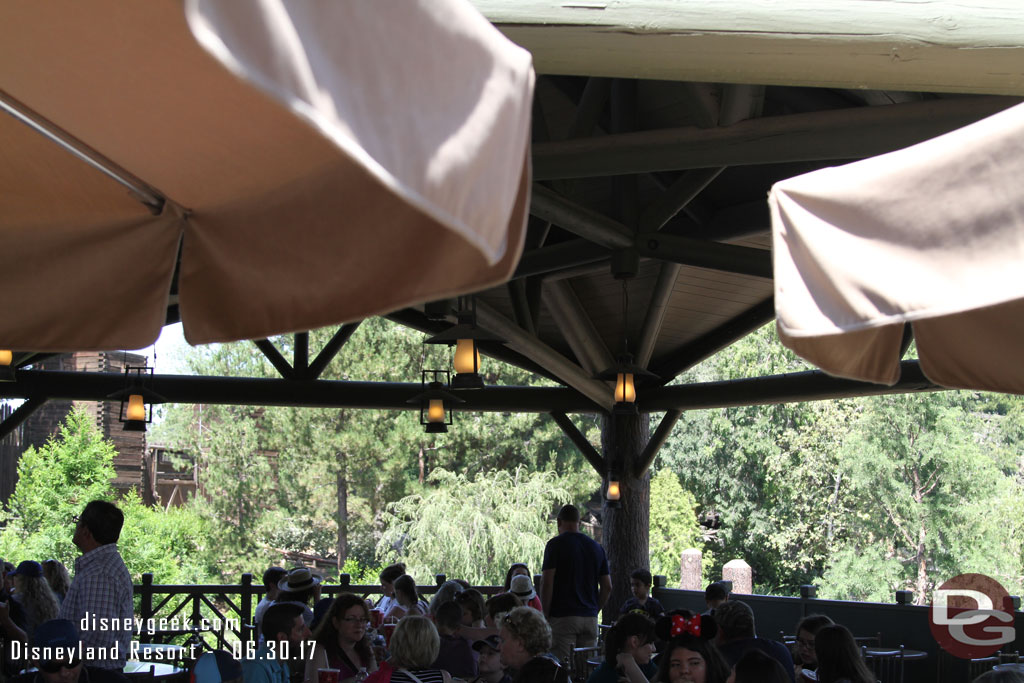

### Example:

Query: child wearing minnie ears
xmin=650 ymin=611 xmax=731 ymax=683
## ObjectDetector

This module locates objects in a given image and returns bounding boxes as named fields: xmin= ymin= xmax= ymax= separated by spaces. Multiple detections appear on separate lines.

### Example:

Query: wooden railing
xmin=133 ymin=573 xmax=504 ymax=648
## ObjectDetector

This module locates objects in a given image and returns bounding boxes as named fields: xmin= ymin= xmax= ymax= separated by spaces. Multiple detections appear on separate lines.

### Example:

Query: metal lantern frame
xmin=406 ymin=369 xmax=464 ymax=434
xmin=115 ymin=365 xmax=162 ymax=432
xmin=423 ymin=297 xmax=504 ymax=389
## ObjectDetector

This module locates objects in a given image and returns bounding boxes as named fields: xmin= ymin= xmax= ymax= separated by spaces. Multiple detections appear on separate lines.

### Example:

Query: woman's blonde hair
xmin=389 ymin=615 xmax=440 ymax=669
xmin=13 ymin=574 xmax=59 ymax=628
xmin=42 ymin=560 xmax=71 ymax=596
xmin=502 ymin=606 xmax=551 ymax=656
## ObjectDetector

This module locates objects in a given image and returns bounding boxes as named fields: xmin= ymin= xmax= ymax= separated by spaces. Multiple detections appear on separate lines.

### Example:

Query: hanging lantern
xmin=0 ymin=350 xmax=14 ymax=382
xmin=596 ymin=354 xmax=658 ymax=415
xmin=407 ymin=370 xmax=464 ymax=434
xmin=605 ymin=473 xmax=622 ymax=508
xmin=114 ymin=365 xmax=162 ymax=432
xmin=423 ymin=297 xmax=503 ymax=390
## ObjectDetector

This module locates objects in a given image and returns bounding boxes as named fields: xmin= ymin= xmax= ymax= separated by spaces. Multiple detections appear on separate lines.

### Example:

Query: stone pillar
xmin=680 ymin=548 xmax=702 ymax=590
xmin=723 ymin=559 xmax=752 ymax=594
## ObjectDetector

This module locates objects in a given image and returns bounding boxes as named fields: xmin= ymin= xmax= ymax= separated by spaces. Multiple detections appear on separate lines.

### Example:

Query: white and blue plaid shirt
xmin=58 ymin=543 xmax=133 ymax=669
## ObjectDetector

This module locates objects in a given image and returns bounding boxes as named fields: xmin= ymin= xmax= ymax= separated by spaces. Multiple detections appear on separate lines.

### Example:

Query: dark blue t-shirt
xmin=542 ymin=531 xmax=609 ymax=617
xmin=717 ymin=637 xmax=796 ymax=683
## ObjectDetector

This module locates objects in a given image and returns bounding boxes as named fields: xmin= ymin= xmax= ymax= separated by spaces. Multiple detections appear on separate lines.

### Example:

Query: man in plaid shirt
xmin=58 ymin=501 xmax=133 ymax=670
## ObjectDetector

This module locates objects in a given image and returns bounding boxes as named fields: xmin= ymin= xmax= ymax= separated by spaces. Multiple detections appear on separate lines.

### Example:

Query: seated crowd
xmin=5 ymin=500 xmax=1013 ymax=683
xmin=235 ymin=556 xmax=886 ymax=683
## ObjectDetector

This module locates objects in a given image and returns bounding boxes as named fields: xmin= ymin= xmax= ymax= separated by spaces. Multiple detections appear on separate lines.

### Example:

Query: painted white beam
xmin=473 ymin=0 xmax=1024 ymax=96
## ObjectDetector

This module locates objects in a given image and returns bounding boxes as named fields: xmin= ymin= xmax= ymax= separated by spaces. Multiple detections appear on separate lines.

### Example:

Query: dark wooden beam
xmin=294 ymin=332 xmax=309 ymax=379
xmin=0 ymin=398 xmax=46 ymax=441
xmin=476 ymin=301 xmax=614 ymax=410
xmin=533 ymin=96 xmax=1020 ymax=179
xmin=635 ymin=263 xmax=681 ymax=369
xmin=542 ymin=281 xmax=613 ymax=375
xmin=649 ymin=297 xmax=776 ymax=385
xmin=253 ymin=339 xmax=294 ymax=380
xmin=0 ymin=370 xmax=597 ymax=414
xmin=530 ymin=184 xmax=634 ymax=249
xmin=549 ymin=411 xmax=604 ymax=475
xmin=508 ymin=280 xmax=536 ymax=336
xmin=638 ymin=167 xmax=724 ymax=233
xmin=383 ymin=309 xmax=558 ymax=383
xmin=634 ymin=233 xmax=772 ymax=279
xmin=635 ymin=410 xmax=682 ymax=477
xmin=512 ymin=239 xmax=609 ymax=280
xmin=641 ymin=360 xmax=941 ymax=412
xmin=308 ymin=322 xmax=362 ymax=380
xmin=568 ymin=77 xmax=611 ymax=139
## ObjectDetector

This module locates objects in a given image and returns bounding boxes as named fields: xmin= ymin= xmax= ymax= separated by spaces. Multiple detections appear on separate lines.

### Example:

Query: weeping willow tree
xmin=376 ymin=467 xmax=578 ymax=585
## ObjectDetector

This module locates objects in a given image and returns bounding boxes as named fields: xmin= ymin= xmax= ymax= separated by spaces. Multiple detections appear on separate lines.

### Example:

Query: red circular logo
xmin=929 ymin=573 xmax=1015 ymax=659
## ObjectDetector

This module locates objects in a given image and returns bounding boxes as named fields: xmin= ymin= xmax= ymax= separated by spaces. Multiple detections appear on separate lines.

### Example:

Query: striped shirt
xmin=58 ymin=544 xmax=133 ymax=670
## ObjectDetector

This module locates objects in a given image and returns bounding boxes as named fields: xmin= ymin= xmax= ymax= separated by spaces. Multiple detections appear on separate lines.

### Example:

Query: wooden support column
xmin=601 ymin=411 xmax=651 ymax=620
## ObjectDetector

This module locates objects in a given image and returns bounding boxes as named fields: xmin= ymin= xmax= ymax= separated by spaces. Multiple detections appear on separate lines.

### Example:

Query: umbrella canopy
xmin=0 ymin=0 xmax=533 ymax=351
xmin=770 ymin=101 xmax=1024 ymax=394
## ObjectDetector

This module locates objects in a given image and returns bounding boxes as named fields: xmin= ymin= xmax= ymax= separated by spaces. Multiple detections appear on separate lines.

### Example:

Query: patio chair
xmin=572 ymin=646 xmax=602 ymax=681
xmin=969 ymin=655 xmax=1000 ymax=679
xmin=861 ymin=645 xmax=904 ymax=683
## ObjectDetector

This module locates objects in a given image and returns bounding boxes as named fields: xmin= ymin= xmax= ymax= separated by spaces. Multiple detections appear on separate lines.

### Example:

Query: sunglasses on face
xmin=40 ymin=659 xmax=80 ymax=673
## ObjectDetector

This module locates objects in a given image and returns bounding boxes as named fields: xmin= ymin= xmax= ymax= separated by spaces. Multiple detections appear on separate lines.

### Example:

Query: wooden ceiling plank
xmin=650 ymin=297 xmax=776 ymax=384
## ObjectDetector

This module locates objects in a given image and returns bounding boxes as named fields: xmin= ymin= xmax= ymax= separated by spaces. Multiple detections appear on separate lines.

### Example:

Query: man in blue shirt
xmin=243 ymin=603 xmax=311 ymax=683
xmin=540 ymin=504 xmax=611 ymax=665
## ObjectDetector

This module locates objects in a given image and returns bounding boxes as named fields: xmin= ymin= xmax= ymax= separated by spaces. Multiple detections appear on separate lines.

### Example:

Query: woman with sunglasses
xmin=304 ymin=594 xmax=377 ymax=683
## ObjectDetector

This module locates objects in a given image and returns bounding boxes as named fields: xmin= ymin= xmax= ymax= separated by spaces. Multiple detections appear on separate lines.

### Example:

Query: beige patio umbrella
xmin=0 ymin=0 xmax=533 ymax=351
xmin=770 ymin=100 xmax=1024 ymax=394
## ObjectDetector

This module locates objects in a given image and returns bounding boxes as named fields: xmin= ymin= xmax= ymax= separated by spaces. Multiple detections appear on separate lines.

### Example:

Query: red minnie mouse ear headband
xmin=655 ymin=610 xmax=718 ymax=641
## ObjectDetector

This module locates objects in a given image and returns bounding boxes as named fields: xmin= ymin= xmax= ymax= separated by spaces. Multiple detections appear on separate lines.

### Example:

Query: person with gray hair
xmin=498 ymin=606 xmax=568 ymax=683
xmin=714 ymin=600 xmax=794 ymax=682
xmin=384 ymin=615 xmax=452 ymax=683
xmin=429 ymin=580 xmax=465 ymax=616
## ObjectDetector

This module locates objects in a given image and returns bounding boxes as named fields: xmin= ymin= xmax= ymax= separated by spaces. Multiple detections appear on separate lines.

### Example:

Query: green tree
xmin=648 ymin=468 xmax=702 ymax=586
xmin=376 ymin=467 xmax=573 ymax=585
xmin=0 ymin=407 xmax=116 ymax=564
xmin=820 ymin=392 xmax=1024 ymax=603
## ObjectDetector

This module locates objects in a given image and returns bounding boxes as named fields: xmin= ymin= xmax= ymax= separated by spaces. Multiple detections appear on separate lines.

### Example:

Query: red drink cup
xmin=369 ymin=609 xmax=382 ymax=628
xmin=318 ymin=669 xmax=340 ymax=683
xmin=381 ymin=623 xmax=397 ymax=646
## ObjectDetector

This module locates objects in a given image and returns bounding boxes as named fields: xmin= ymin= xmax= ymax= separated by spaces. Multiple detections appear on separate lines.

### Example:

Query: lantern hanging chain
xmin=621 ymin=279 xmax=629 ymax=355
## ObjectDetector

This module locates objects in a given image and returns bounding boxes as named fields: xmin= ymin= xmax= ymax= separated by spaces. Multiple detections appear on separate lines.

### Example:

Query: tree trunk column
xmin=600 ymin=411 xmax=650 ymax=621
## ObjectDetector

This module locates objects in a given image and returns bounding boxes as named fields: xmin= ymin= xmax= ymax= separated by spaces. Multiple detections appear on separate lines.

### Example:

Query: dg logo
xmin=929 ymin=573 xmax=1016 ymax=659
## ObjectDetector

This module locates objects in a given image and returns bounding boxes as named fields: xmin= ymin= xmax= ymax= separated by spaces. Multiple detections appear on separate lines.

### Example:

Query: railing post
xmin=338 ymin=574 xmax=351 ymax=588
xmin=140 ymin=573 xmax=154 ymax=644
xmin=435 ymin=574 xmax=446 ymax=586
xmin=241 ymin=573 xmax=255 ymax=643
